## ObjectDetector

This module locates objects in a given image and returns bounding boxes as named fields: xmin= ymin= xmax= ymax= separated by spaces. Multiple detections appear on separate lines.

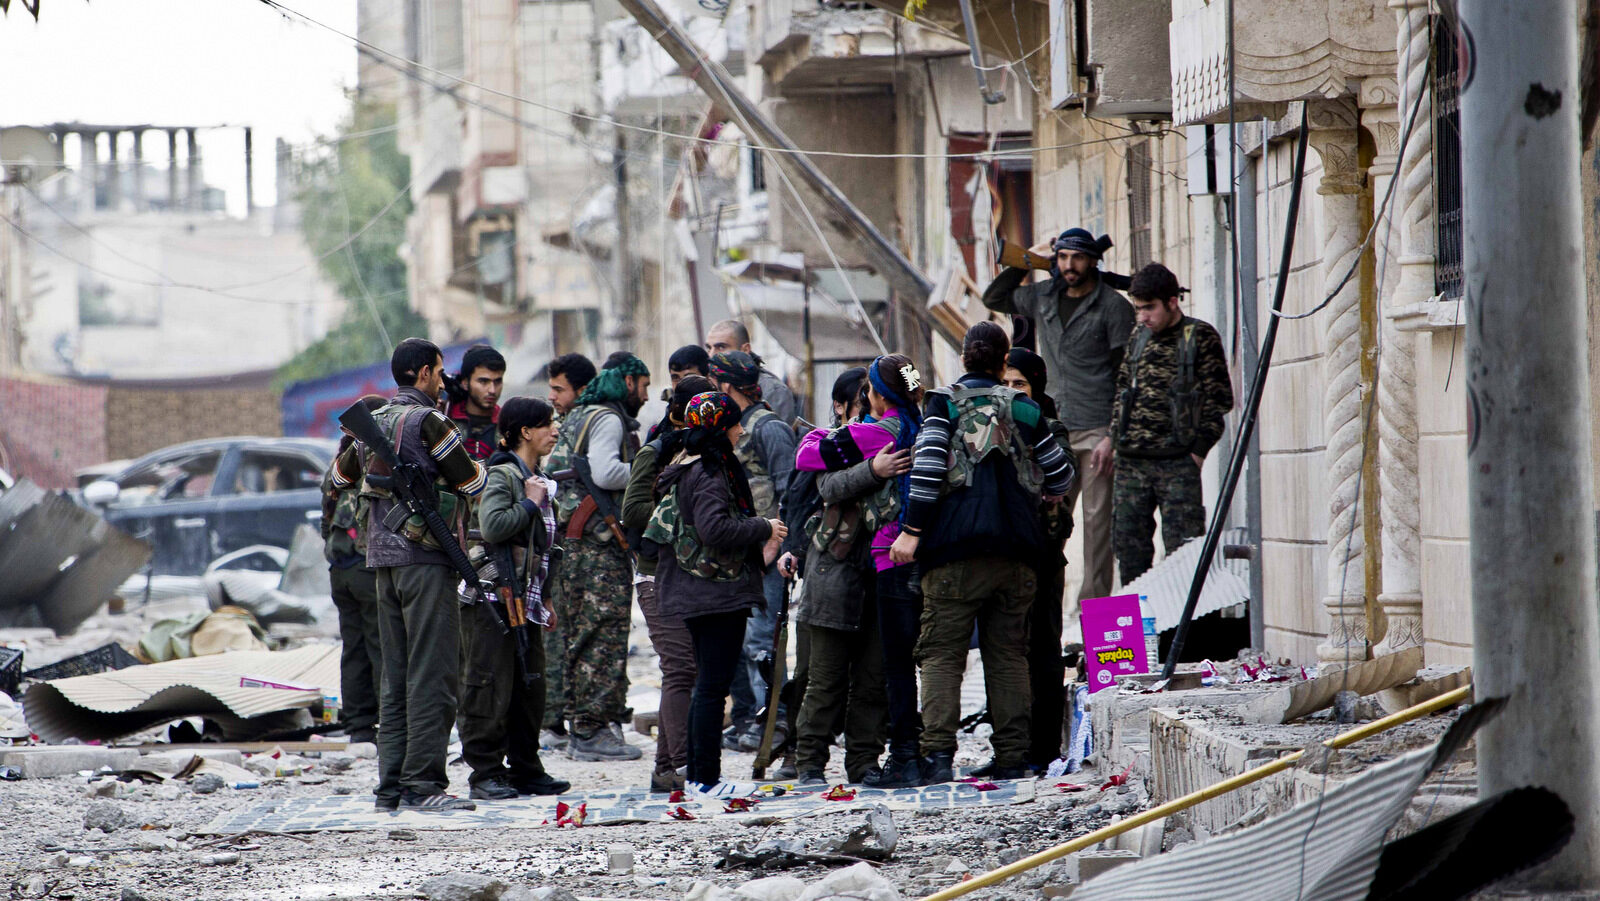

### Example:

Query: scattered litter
xmin=822 ymin=785 xmax=856 ymax=802
xmin=724 ymin=797 xmax=759 ymax=813
xmin=1055 ymin=782 xmax=1089 ymax=792
xmin=137 ymin=606 xmax=269 ymax=663
xmin=554 ymin=801 xmax=587 ymax=827
xmin=0 ymin=480 xmax=151 ymax=635
xmin=203 ymin=852 xmax=240 ymax=866
xmin=0 ymin=765 xmax=22 ymax=780
xmin=390 ymin=829 xmax=419 ymax=841
xmin=668 ymin=806 xmax=697 ymax=821
xmin=958 ymin=778 xmax=999 ymax=791
xmin=1099 ymin=762 xmax=1135 ymax=792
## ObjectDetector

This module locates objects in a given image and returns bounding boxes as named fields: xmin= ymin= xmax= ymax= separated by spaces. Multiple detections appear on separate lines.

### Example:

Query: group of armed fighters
xmin=319 ymin=231 xmax=1233 ymax=809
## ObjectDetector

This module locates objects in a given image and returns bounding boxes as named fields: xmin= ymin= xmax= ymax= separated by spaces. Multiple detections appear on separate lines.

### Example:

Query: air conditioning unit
xmin=1051 ymin=0 xmax=1172 ymax=118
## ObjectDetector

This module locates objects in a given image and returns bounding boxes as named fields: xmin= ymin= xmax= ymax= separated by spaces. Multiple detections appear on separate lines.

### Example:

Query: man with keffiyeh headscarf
xmin=545 ymin=351 xmax=651 ymax=763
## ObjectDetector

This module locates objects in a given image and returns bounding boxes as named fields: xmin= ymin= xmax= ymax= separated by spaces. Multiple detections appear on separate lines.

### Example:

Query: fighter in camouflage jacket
xmin=1110 ymin=316 xmax=1233 ymax=460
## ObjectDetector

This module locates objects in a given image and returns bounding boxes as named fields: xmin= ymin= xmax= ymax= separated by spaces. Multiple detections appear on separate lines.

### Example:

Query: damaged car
xmin=81 ymin=437 xmax=338 ymax=575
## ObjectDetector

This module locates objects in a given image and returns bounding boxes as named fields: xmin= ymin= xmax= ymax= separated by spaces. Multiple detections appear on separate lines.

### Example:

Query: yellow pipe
xmin=919 ymin=684 xmax=1474 ymax=901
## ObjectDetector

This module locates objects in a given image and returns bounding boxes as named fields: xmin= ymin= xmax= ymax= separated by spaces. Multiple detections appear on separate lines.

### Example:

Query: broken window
xmin=230 ymin=451 xmax=324 ymax=495
xmin=115 ymin=450 xmax=222 ymax=504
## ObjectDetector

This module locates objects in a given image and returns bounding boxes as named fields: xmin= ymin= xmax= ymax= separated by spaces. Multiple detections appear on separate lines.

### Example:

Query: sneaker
xmin=921 ymin=752 xmax=955 ymax=786
xmin=567 ymin=728 xmax=644 ymax=762
xmin=650 ymin=768 xmax=685 ymax=794
xmin=398 ymin=791 xmax=477 ymax=811
xmin=468 ymin=777 xmax=519 ymax=801
xmin=510 ymin=772 xmax=571 ymax=796
xmin=862 ymin=755 xmax=922 ymax=788
xmin=686 ymin=779 xmax=758 ymax=799
xmin=540 ymin=729 xmax=569 ymax=751
xmin=373 ymin=796 xmax=399 ymax=811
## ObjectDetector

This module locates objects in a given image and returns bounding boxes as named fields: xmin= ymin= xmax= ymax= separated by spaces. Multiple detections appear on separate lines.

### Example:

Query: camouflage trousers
xmin=1113 ymin=455 xmax=1205 ymax=584
xmin=547 ymin=535 xmax=634 ymax=736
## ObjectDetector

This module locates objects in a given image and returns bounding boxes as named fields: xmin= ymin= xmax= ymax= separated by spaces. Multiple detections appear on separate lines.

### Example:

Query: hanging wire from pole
xmin=1161 ymin=103 xmax=1310 ymax=681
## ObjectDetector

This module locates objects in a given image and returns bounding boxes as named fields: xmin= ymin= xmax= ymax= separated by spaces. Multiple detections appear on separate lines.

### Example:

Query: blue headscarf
xmin=868 ymin=356 xmax=922 ymax=515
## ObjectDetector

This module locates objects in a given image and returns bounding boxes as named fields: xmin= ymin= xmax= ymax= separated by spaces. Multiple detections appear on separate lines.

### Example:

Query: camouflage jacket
xmin=320 ymin=464 xmax=367 ymax=568
xmin=1111 ymin=316 xmax=1234 ymax=459
xmin=548 ymin=401 xmax=640 ymax=541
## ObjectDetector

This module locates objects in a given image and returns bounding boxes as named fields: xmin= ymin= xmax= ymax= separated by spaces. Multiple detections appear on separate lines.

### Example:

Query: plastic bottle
xmin=1139 ymin=595 xmax=1160 ymax=672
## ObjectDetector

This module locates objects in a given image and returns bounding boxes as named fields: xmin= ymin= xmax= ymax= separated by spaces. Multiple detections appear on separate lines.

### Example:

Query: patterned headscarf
xmin=684 ymin=391 xmax=741 ymax=432
xmin=709 ymin=351 xmax=763 ymax=399
xmin=574 ymin=353 xmax=650 ymax=408
xmin=682 ymin=391 xmax=755 ymax=515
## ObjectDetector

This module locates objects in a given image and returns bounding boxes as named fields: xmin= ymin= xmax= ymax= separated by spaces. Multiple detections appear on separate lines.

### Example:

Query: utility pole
xmin=609 ymin=129 xmax=637 ymax=349
xmin=1461 ymin=0 xmax=1600 ymax=889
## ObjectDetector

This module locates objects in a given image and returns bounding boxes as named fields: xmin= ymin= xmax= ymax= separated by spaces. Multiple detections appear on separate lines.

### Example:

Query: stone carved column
xmin=1308 ymin=98 xmax=1370 ymax=671
xmin=1372 ymin=0 xmax=1434 ymax=657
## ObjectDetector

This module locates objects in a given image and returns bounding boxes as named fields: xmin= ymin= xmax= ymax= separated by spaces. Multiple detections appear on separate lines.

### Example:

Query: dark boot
xmin=469 ymin=776 xmax=519 ymax=801
xmin=511 ymin=772 xmax=571 ymax=796
xmin=921 ymin=752 xmax=955 ymax=786
xmin=863 ymin=754 xmax=922 ymax=788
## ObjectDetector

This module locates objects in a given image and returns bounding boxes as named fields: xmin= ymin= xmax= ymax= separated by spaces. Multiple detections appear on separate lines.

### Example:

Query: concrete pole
xmin=243 ymin=127 xmax=254 ymax=218
xmin=185 ymin=129 xmax=201 ymax=211
xmin=105 ymin=131 xmax=122 ymax=211
xmin=80 ymin=131 xmax=99 ymax=214
xmin=1461 ymin=0 xmax=1600 ymax=888
xmin=609 ymin=129 xmax=636 ymax=348
xmin=166 ymin=129 xmax=179 ymax=211
xmin=130 ymin=129 xmax=146 ymax=212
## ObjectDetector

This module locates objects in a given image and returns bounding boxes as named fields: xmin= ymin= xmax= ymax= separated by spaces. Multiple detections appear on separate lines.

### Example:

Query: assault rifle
xmin=338 ymin=399 xmax=489 ymax=611
xmin=751 ymin=575 xmax=794 ymax=779
xmin=547 ymin=456 xmax=632 ymax=553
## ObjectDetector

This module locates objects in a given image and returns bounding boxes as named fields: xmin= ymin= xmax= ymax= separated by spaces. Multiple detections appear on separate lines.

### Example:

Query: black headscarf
xmin=1007 ymin=347 xmax=1058 ymax=420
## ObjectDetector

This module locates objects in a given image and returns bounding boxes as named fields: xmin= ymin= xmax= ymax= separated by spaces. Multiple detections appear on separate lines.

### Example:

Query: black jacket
xmin=655 ymin=456 xmax=772 ymax=620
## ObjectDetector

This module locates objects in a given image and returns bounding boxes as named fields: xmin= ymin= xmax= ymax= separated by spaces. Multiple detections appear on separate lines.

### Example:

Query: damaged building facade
xmin=365 ymin=0 xmax=1484 ymax=669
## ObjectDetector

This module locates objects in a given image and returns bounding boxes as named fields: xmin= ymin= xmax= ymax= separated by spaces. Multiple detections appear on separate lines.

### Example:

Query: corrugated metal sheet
xmin=1070 ymin=742 xmax=1438 ymax=901
xmin=23 ymin=643 xmax=341 ymax=743
xmin=1121 ymin=528 xmax=1250 ymax=633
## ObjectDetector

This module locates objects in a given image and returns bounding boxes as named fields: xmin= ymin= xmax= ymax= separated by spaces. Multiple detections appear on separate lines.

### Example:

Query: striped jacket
xmin=902 ymin=374 xmax=1075 ymax=565
xmin=331 ymin=387 xmax=487 ymax=568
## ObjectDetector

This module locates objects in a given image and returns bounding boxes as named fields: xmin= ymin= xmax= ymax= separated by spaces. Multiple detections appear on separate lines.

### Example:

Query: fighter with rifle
xmin=329 ymin=338 xmax=488 ymax=812
xmin=544 ymin=352 xmax=653 ymax=762
xmin=451 ymin=396 xmax=573 ymax=800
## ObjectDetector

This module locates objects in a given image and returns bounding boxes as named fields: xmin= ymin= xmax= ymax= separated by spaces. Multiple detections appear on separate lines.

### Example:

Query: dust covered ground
xmin=0 ymin=599 xmax=1134 ymax=901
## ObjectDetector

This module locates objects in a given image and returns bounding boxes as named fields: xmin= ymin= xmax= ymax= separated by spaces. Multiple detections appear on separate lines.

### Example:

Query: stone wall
xmin=104 ymin=386 xmax=282 ymax=461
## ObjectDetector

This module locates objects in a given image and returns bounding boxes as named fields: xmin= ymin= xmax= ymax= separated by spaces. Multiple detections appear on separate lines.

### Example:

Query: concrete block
xmin=1 ymin=747 xmax=140 ymax=778
xmin=607 ymin=844 xmax=635 ymax=876
xmin=1077 ymin=850 xmax=1140 ymax=883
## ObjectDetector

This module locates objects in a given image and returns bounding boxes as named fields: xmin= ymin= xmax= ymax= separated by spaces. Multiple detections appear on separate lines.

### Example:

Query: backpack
xmin=926 ymin=384 xmax=1046 ymax=498
xmin=732 ymin=406 xmax=781 ymax=518
xmin=643 ymin=457 xmax=748 ymax=582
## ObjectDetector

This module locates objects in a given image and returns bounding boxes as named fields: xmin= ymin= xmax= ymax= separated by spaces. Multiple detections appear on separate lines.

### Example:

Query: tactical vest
xmin=643 ymin=456 xmax=749 ymax=582
xmin=733 ymin=405 xmax=780 ymax=518
xmin=927 ymin=384 xmax=1046 ymax=499
xmin=548 ymin=403 xmax=638 ymax=538
xmin=358 ymin=403 xmax=464 ymax=556
xmin=1118 ymin=320 xmax=1202 ymax=449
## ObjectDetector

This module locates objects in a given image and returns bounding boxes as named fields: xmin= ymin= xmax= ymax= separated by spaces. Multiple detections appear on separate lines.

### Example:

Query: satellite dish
xmin=0 ymin=127 xmax=64 ymax=184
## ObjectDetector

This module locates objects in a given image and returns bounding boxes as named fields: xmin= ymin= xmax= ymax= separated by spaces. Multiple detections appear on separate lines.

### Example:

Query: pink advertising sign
xmin=1080 ymin=593 xmax=1149 ymax=692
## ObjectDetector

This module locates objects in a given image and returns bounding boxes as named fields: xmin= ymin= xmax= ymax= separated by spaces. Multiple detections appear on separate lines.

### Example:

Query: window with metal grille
xmin=748 ymin=143 xmax=766 ymax=194
xmin=1127 ymin=138 xmax=1153 ymax=269
xmin=1433 ymin=17 xmax=1463 ymax=299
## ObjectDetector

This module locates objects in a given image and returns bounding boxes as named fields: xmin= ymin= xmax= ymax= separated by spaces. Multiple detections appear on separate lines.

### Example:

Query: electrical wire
xmin=251 ymin=0 xmax=1181 ymax=165
xmin=1272 ymin=76 xmax=1428 ymax=321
